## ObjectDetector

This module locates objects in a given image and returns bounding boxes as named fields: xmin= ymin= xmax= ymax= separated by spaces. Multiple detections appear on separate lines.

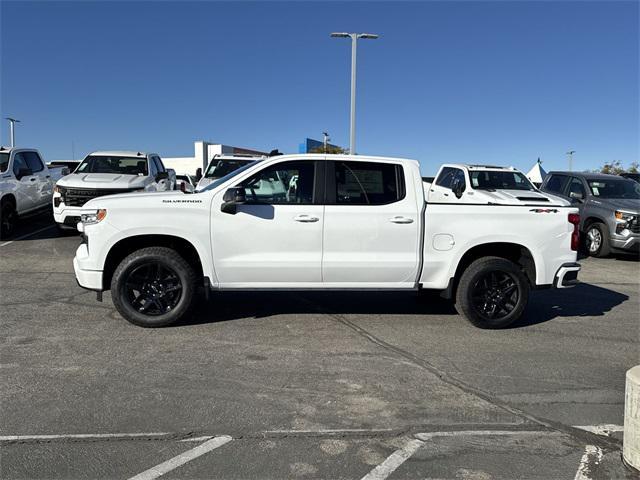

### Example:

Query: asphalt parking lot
xmin=1 ymin=212 xmax=639 ymax=480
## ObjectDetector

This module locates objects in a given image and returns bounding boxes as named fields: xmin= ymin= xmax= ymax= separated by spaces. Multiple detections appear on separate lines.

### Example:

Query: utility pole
xmin=5 ymin=117 xmax=21 ymax=147
xmin=566 ymin=150 xmax=576 ymax=171
xmin=330 ymin=32 xmax=379 ymax=155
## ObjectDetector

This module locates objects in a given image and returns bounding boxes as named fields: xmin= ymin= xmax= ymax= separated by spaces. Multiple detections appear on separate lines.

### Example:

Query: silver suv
xmin=541 ymin=172 xmax=640 ymax=257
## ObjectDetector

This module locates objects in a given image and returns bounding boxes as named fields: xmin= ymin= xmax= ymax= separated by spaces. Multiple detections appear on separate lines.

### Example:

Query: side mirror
xmin=16 ymin=167 xmax=32 ymax=179
xmin=452 ymin=179 xmax=464 ymax=199
xmin=569 ymin=191 xmax=584 ymax=202
xmin=155 ymin=171 xmax=169 ymax=182
xmin=221 ymin=187 xmax=246 ymax=214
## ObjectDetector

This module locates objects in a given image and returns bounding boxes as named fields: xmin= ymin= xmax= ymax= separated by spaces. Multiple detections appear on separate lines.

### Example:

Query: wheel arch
xmin=102 ymin=234 xmax=204 ymax=291
xmin=446 ymin=242 xmax=536 ymax=298
xmin=1 ymin=193 xmax=16 ymax=208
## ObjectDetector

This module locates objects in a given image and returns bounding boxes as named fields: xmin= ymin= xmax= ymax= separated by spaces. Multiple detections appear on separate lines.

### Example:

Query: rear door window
xmin=333 ymin=161 xmax=405 ymax=205
xmin=435 ymin=167 xmax=457 ymax=188
xmin=24 ymin=151 xmax=44 ymax=173
xmin=544 ymin=174 xmax=569 ymax=195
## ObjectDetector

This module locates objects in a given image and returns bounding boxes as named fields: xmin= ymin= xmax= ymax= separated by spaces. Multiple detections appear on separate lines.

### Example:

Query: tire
xmin=584 ymin=222 xmax=610 ymax=258
xmin=455 ymin=257 xmax=530 ymax=329
xmin=110 ymin=247 xmax=197 ymax=327
xmin=0 ymin=200 xmax=17 ymax=240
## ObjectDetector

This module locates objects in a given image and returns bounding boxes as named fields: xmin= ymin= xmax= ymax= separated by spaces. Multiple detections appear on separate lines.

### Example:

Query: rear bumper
xmin=553 ymin=262 xmax=581 ymax=288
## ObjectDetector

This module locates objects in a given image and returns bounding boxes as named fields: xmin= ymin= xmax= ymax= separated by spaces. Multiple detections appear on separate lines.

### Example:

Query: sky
xmin=1 ymin=1 xmax=638 ymax=176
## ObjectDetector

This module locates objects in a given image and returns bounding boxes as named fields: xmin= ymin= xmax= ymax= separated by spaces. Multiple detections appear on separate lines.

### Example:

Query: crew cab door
xmin=322 ymin=160 xmax=420 ymax=286
xmin=24 ymin=151 xmax=52 ymax=208
xmin=11 ymin=152 xmax=39 ymax=213
xmin=211 ymin=159 xmax=324 ymax=286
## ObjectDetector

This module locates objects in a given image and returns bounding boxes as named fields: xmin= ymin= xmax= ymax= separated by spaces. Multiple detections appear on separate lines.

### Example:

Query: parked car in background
xmin=48 ymin=160 xmax=81 ymax=172
xmin=196 ymin=155 xmax=265 ymax=190
xmin=620 ymin=172 xmax=640 ymax=183
xmin=73 ymin=154 xmax=580 ymax=329
xmin=175 ymin=174 xmax=196 ymax=193
xmin=541 ymin=171 xmax=640 ymax=257
xmin=53 ymin=151 xmax=174 ymax=230
xmin=0 ymin=147 xmax=68 ymax=238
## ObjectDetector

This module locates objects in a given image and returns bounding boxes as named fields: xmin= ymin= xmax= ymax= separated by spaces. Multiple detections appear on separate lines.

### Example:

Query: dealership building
xmin=162 ymin=141 xmax=268 ymax=176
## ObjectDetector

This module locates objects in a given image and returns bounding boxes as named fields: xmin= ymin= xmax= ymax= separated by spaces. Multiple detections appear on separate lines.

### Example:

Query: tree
xmin=308 ymin=145 xmax=348 ymax=154
xmin=595 ymin=160 xmax=638 ymax=175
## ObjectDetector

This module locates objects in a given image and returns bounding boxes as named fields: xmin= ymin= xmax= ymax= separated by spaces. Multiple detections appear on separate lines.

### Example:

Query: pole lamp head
xmin=330 ymin=32 xmax=350 ymax=38
xmin=358 ymin=33 xmax=379 ymax=39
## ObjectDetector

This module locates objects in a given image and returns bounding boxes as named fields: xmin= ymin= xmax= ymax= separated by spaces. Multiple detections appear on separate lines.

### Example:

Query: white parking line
xmin=573 ymin=424 xmax=624 ymax=436
xmin=0 ymin=432 xmax=171 ymax=441
xmin=574 ymin=445 xmax=603 ymax=480
xmin=360 ymin=438 xmax=425 ymax=480
xmin=128 ymin=435 xmax=232 ymax=480
xmin=361 ymin=430 xmax=555 ymax=480
xmin=0 ymin=225 xmax=56 ymax=248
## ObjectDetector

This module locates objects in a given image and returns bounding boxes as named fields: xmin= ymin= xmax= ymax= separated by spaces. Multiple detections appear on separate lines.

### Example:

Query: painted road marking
xmin=0 ymin=432 xmax=171 ymax=442
xmin=574 ymin=445 xmax=603 ymax=480
xmin=573 ymin=424 xmax=624 ymax=436
xmin=128 ymin=435 xmax=232 ymax=480
xmin=360 ymin=438 xmax=425 ymax=480
xmin=361 ymin=430 xmax=557 ymax=480
xmin=0 ymin=225 xmax=56 ymax=247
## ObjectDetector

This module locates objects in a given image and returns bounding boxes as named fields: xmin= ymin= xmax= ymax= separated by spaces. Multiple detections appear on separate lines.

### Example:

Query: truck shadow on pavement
xmin=179 ymin=282 xmax=628 ymax=329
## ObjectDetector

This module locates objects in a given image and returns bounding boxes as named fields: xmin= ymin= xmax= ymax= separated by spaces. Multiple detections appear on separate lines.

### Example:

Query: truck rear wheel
xmin=111 ymin=247 xmax=197 ymax=327
xmin=0 ymin=201 xmax=17 ymax=240
xmin=455 ymin=257 xmax=529 ymax=329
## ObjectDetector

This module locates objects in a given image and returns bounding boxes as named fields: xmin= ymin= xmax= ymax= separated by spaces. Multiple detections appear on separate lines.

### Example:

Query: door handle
xmin=293 ymin=214 xmax=319 ymax=223
xmin=389 ymin=216 xmax=414 ymax=224
xmin=46 ymin=175 xmax=50 ymax=179
xmin=30 ymin=177 xmax=36 ymax=182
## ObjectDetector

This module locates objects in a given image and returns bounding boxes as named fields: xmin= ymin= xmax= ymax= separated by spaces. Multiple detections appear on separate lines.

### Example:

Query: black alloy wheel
xmin=0 ymin=202 xmax=17 ymax=239
xmin=111 ymin=246 xmax=197 ymax=327
xmin=455 ymin=256 xmax=530 ymax=329
xmin=470 ymin=270 xmax=518 ymax=321
xmin=124 ymin=262 xmax=183 ymax=315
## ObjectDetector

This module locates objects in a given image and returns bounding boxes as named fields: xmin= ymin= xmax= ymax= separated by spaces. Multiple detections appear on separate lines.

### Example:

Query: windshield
xmin=75 ymin=155 xmax=148 ymax=175
xmin=0 ymin=153 xmax=9 ymax=173
xmin=470 ymin=170 xmax=535 ymax=191
xmin=587 ymin=179 xmax=640 ymax=199
xmin=199 ymin=161 xmax=257 ymax=192
xmin=205 ymin=159 xmax=255 ymax=179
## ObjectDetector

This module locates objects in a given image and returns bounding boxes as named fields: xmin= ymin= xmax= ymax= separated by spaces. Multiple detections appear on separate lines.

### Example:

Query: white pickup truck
xmin=73 ymin=154 xmax=581 ymax=328
xmin=0 ymin=147 xmax=68 ymax=238
xmin=53 ymin=151 xmax=175 ymax=229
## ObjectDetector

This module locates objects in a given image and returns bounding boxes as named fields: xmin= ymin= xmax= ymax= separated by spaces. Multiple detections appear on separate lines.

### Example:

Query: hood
xmin=588 ymin=197 xmax=640 ymax=213
xmin=83 ymin=190 xmax=186 ymax=208
xmin=57 ymin=173 xmax=148 ymax=190
xmin=469 ymin=188 xmax=569 ymax=206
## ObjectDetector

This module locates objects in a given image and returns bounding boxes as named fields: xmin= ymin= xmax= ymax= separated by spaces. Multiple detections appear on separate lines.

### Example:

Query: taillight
xmin=568 ymin=213 xmax=580 ymax=251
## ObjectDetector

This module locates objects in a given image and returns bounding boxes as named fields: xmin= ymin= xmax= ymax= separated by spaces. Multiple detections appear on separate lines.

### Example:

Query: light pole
xmin=322 ymin=131 xmax=330 ymax=153
xmin=330 ymin=32 xmax=379 ymax=155
xmin=5 ymin=117 xmax=21 ymax=147
xmin=567 ymin=150 xmax=576 ymax=171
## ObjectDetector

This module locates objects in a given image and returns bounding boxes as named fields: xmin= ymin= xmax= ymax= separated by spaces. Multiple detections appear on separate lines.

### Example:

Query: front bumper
xmin=553 ymin=262 xmax=581 ymax=288
xmin=610 ymin=234 xmax=640 ymax=252
xmin=73 ymin=248 xmax=103 ymax=291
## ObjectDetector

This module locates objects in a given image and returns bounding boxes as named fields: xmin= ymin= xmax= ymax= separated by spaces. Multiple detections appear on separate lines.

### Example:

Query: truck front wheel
xmin=455 ymin=257 xmax=530 ymax=329
xmin=0 ymin=201 xmax=17 ymax=240
xmin=111 ymin=247 xmax=197 ymax=327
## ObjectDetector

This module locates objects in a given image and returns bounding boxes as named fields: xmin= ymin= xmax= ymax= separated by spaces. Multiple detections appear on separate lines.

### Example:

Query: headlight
xmin=615 ymin=210 xmax=635 ymax=222
xmin=81 ymin=209 xmax=107 ymax=225
xmin=54 ymin=185 xmax=65 ymax=194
